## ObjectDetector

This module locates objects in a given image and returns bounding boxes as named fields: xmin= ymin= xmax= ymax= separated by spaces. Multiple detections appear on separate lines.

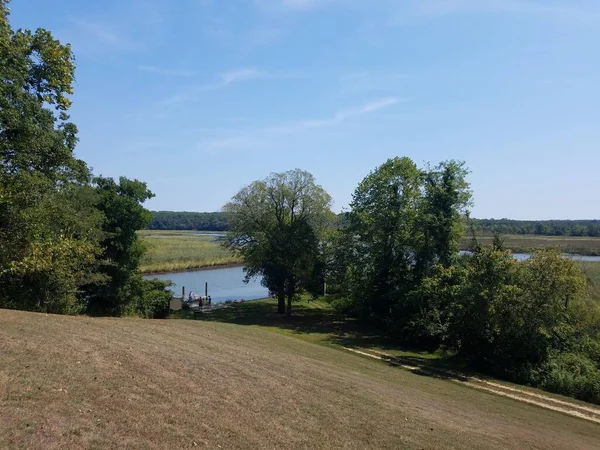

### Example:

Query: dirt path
xmin=344 ymin=347 xmax=600 ymax=425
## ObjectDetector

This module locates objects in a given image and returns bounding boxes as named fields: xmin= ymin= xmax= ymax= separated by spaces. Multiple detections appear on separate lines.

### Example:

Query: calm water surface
xmin=144 ymin=266 xmax=268 ymax=304
xmin=147 ymin=253 xmax=600 ymax=305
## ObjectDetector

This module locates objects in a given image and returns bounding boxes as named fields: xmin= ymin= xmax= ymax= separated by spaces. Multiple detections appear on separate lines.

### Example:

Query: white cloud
xmin=138 ymin=65 xmax=198 ymax=77
xmin=69 ymin=18 xmax=136 ymax=51
xmin=280 ymin=0 xmax=328 ymax=10
xmin=253 ymin=0 xmax=338 ymax=12
xmin=286 ymin=97 xmax=403 ymax=129
xmin=406 ymin=0 xmax=600 ymax=20
xmin=160 ymin=67 xmax=294 ymax=105
xmin=199 ymin=97 xmax=405 ymax=151
xmin=220 ymin=68 xmax=264 ymax=84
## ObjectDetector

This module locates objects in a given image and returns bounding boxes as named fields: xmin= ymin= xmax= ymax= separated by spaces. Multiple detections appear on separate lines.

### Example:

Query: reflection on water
xmin=144 ymin=266 xmax=268 ymax=304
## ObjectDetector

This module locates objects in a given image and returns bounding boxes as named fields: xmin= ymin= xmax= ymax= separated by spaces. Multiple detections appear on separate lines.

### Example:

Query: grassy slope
xmin=463 ymin=234 xmax=600 ymax=256
xmin=2 ymin=307 xmax=600 ymax=449
xmin=139 ymin=230 xmax=241 ymax=274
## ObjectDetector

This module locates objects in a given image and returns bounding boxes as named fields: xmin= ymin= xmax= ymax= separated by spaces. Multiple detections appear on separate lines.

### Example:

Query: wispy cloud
xmin=276 ymin=97 xmax=402 ymax=130
xmin=220 ymin=68 xmax=265 ymax=84
xmin=69 ymin=18 xmax=137 ymax=51
xmin=253 ymin=0 xmax=336 ymax=12
xmin=198 ymin=97 xmax=406 ymax=151
xmin=279 ymin=0 xmax=332 ymax=10
xmin=261 ymin=0 xmax=600 ymax=22
xmin=138 ymin=65 xmax=198 ymax=77
xmin=405 ymin=0 xmax=600 ymax=21
xmin=159 ymin=67 xmax=291 ymax=105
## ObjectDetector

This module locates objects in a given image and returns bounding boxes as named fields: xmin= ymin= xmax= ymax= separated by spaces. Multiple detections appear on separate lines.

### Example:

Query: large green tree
xmin=337 ymin=157 xmax=471 ymax=329
xmin=0 ymin=1 xmax=169 ymax=317
xmin=223 ymin=169 xmax=333 ymax=314
xmin=0 ymin=0 xmax=102 ymax=313
xmin=85 ymin=176 xmax=155 ymax=316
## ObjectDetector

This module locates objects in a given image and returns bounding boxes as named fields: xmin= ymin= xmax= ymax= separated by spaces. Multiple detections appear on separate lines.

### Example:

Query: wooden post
xmin=205 ymin=282 xmax=208 ymax=299
xmin=182 ymin=286 xmax=185 ymax=301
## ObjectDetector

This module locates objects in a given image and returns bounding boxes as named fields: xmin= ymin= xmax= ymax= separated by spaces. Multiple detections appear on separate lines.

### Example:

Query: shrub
xmin=534 ymin=352 xmax=600 ymax=404
xmin=127 ymin=277 xmax=172 ymax=319
xmin=323 ymin=294 xmax=358 ymax=316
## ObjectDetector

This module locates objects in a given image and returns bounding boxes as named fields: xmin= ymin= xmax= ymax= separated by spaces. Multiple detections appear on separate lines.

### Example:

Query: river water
xmin=145 ymin=252 xmax=600 ymax=305
xmin=144 ymin=266 xmax=268 ymax=304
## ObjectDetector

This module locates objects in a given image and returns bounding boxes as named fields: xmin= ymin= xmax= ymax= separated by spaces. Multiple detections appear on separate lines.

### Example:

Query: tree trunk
xmin=286 ymin=293 xmax=293 ymax=316
xmin=277 ymin=292 xmax=286 ymax=314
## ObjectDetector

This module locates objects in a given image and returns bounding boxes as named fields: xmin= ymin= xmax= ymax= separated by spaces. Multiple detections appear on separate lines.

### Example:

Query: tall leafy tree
xmin=223 ymin=169 xmax=333 ymax=314
xmin=0 ymin=0 xmax=101 ymax=313
xmin=415 ymin=160 xmax=472 ymax=277
xmin=85 ymin=176 xmax=155 ymax=316
xmin=339 ymin=157 xmax=471 ymax=328
xmin=344 ymin=157 xmax=423 ymax=320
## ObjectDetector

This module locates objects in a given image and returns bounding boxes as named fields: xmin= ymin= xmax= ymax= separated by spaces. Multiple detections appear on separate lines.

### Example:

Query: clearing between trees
xmin=1 ymin=308 xmax=599 ymax=450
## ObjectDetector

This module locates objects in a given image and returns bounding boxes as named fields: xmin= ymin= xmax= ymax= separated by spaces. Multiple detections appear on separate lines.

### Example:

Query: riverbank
xmin=141 ymin=261 xmax=243 ymax=276
xmin=462 ymin=234 xmax=600 ymax=256
xmin=139 ymin=230 xmax=600 ymax=274
xmin=138 ymin=230 xmax=242 ymax=274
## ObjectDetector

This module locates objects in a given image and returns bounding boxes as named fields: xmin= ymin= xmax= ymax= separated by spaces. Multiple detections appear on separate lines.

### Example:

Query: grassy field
xmin=3 ymin=306 xmax=600 ymax=449
xmin=139 ymin=230 xmax=241 ymax=274
xmin=463 ymin=234 xmax=600 ymax=256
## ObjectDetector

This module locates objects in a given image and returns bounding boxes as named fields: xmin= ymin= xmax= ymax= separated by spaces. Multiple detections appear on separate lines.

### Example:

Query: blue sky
xmin=10 ymin=0 xmax=600 ymax=219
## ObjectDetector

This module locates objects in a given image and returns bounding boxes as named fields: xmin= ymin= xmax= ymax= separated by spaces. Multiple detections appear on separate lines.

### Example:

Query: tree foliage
xmin=334 ymin=157 xmax=471 ymax=327
xmin=148 ymin=211 xmax=229 ymax=231
xmin=223 ymin=169 xmax=333 ymax=314
xmin=326 ymin=156 xmax=598 ymax=403
xmin=0 ymin=1 xmax=169 ymax=316
xmin=84 ymin=176 xmax=155 ymax=316
xmin=0 ymin=1 xmax=100 ymax=313
xmin=472 ymin=218 xmax=600 ymax=237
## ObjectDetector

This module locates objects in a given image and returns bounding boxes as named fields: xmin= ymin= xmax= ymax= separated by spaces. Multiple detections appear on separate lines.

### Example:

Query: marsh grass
xmin=138 ymin=230 xmax=241 ymax=273
xmin=463 ymin=234 xmax=600 ymax=256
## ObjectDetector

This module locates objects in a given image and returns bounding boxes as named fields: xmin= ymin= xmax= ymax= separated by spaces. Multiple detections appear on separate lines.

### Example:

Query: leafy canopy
xmin=223 ymin=169 xmax=333 ymax=314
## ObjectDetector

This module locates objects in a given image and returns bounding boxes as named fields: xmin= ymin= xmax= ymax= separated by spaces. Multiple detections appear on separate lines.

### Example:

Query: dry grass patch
xmin=1 ymin=309 xmax=600 ymax=449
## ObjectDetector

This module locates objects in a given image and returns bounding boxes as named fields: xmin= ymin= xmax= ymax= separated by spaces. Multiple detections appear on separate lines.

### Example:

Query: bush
xmin=534 ymin=352 xmax=600 ymax=404
xmin=323 ymin=294 xmax=358 ymax=316
xmin=128 ymin=277 xmax=172 ymax=319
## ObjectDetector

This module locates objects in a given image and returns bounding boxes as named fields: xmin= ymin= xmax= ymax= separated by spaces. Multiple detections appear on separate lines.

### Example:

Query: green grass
xmin=138 ymin=230 xmax=241 ymax=273
xmin=176 ymin=298 xmax=475 ymax=368
xmin=3 ymin=308 xmax=600 ymax=449
xmin=463 ymin=234 xmax=600 ymax=256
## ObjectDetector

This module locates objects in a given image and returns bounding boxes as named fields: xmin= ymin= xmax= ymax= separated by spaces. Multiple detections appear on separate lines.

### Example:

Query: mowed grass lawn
xmin=2 ymin=307 xmax=600 ymax=449
xmin=463 ymin=234 xmax=600 ymax=256
xmin=138 ymin=230 xmax=241 ymax=274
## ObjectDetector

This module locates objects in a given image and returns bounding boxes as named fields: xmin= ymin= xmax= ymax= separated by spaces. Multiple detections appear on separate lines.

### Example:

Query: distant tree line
xmin=225 ymin=159 xmax=600 ymax=404
xmin=0 ymin=2 xmax=171 ymax=318
xmin=472 ymin=219 xmax=600 ymax=237
xmin=148 ymin=211 xmax=229 ymax=231
xmin=149 ymin=213 xmax=600 ymax=239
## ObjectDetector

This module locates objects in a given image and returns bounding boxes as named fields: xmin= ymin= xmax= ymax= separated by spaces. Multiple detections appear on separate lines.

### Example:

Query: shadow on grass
xmin=171 ymin=298 xmax=474 ymax=381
